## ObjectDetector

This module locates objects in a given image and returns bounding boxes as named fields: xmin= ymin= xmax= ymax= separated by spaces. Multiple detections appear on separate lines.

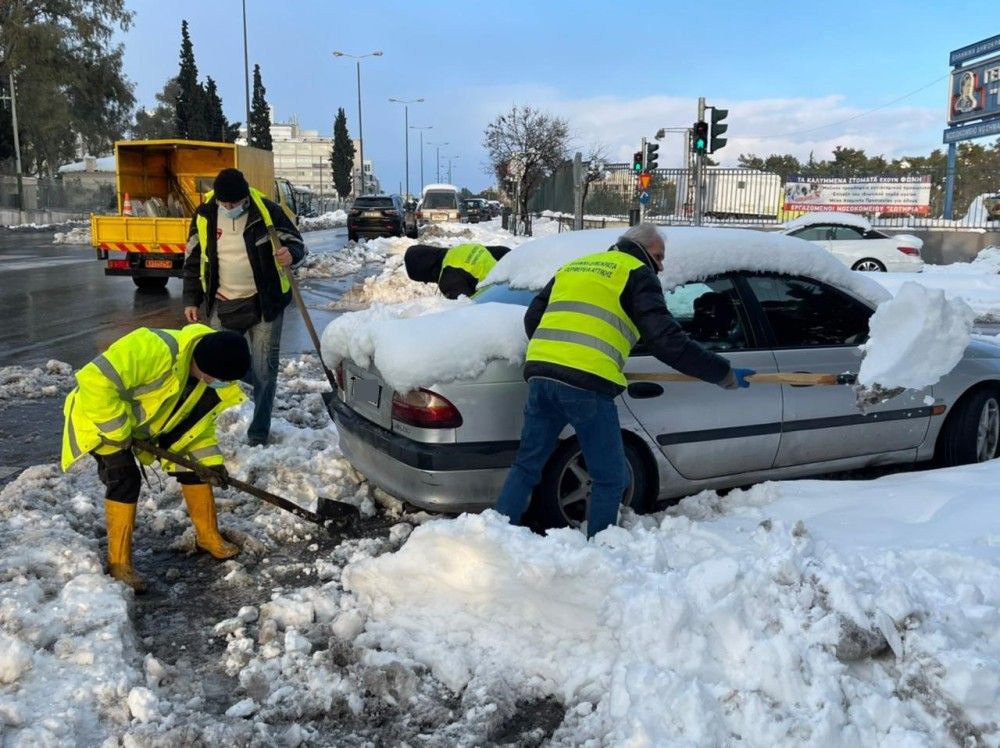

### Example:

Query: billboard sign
xmin=947 ymin=54 xmax=1000 ymax=125
xmin=950 ymin=34 xmax=1000 ymax=66
xmin=784 ymin=176 xmax=931 ymax=215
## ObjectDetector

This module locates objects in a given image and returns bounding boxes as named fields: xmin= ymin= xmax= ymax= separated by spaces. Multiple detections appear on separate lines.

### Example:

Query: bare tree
xmin=581 ymin=140 xmax=610 ymax=209
xmin=483 ymin=105 xmax=569 ymax=234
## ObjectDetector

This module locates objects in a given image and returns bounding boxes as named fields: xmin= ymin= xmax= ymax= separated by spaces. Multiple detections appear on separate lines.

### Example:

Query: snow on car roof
xmin=782 ymin=211 xmax=871 ymax=232
xmin=482 ymin=226 xmax=890 ymax=307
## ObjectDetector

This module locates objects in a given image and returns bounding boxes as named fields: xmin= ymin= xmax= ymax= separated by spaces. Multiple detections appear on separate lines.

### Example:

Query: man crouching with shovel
xmin=61 ymin=325 xmax=251 ymax=592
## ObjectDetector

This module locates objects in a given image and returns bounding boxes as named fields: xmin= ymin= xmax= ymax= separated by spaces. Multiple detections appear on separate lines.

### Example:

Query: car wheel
xmin=527 ymin=438 xmax=650 ymax=531
xmin=851 ymin=258 xmax=886 ymax=272
xmin=936 ymin=387 xmax=1000 ymax=466
xmin=133 ymin=276 xmax=168 ymax=290
xmin=348 ymin=231 xmax=358 ymax=243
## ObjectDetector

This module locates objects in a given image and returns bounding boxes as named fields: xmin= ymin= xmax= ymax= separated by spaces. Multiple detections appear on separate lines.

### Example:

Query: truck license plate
xmin=352 ymin=378 xmax=381 ymax=407
xmin=145 ymin=259 xmax=172 ymax=269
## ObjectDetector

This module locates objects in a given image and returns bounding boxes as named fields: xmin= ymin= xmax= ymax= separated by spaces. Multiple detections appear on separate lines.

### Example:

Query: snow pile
xmin=783 ymin=211 xmax=871 ymax=232
xmin=297 ymin=240 xmax=392 ymax=279
xmin=299 ymin=210 xmax=348 ymax=232
xmin=343 ymin=470 xmax=1000 ymax=746
xmin=0 ymin=359 xmax=76 ymax=400
xmin=53 ymin=226 xmax=91 ymax=245
xmin=858 ymin=281 xmax=976 ymax=389
xmin=2 ymin=220 xmax=89 ymax=232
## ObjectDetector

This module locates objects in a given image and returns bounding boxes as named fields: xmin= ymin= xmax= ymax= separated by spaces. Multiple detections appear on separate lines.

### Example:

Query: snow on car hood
xmin=322 ymin=227 xmax=890 ymax=393
xmin=483 ymin=226 xmax=890 ymax=306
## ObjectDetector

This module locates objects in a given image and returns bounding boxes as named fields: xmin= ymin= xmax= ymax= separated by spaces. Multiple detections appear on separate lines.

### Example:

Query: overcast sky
xmin=119 ymin=1 xmax=987 ymax=193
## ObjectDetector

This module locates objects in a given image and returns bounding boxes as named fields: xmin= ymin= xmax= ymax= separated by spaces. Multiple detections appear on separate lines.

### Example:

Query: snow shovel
xmin=265 ymin=225 xmax=339 ymax=393
xmin=132 ymin=439 xmax=359 ymax=530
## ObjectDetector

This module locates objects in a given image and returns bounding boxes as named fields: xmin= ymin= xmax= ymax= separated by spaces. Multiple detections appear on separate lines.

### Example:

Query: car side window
xmin=789 ymin=226 xmax=827 ymax=241
xmin=831 ymin=225 xmax=865 ymax=240
xmin=663 ymin=277 xmax=748 ymax=351
xmin=744 ymin=274 xmax=872 ymax=347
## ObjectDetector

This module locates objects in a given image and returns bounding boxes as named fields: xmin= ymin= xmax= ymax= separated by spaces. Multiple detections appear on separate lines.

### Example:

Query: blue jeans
xmin=210 ymin=307 xmax=283 ymax=444
xmin=494 ymin=378 xmax=629 ymax=538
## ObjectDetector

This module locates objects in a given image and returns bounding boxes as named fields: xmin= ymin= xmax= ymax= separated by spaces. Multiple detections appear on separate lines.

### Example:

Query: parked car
xmin=486 ymin=200 xmax=503 ymax=218
xmin=461 ymin=198 xmax=488 ymax=223
xmin=782 ymin=212 xmax=924 ymax=272
xmin=325 ymin=227 xmax=999 ymax=530
xmin=416 ymin=183 xmax=461 ymax=226
xmin=347 ymin=194 xmax=407 ymax=242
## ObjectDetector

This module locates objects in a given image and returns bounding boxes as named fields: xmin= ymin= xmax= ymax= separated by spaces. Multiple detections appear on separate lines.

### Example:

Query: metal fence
xmin=528 ymin=161 xmax=998 ymax=230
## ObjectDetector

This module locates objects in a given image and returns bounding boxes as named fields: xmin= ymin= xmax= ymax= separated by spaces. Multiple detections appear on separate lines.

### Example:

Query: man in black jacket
xmin=404 ymin=243 xmax=511 ymax=299
xmin=494 ymin=224 xmax=754 ymax=538
xmin=182 ymin=168 xmax=306 ymax=446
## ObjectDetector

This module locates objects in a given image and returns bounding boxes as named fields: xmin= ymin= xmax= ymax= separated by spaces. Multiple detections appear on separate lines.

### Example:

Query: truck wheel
xmin=133 ymin=277 xmax=168 ymax=290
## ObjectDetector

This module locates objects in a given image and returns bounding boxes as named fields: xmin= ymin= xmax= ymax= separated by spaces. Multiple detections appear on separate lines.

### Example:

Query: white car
xmin=782 ymin=212 xmax=924 ymax=273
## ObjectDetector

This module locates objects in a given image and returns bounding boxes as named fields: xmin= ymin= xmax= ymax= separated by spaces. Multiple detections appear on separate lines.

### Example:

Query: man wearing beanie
xmin=182 ymin=167 xmax=306 ymax=447
xmin=61 ymin=324 xmax=252 ymax=592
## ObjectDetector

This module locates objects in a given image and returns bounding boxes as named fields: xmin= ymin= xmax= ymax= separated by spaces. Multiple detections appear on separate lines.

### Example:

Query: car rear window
xmin=423 ymin=192 xmax=458 ymax=209
xmin=354 ymin=197 xmax=394 ymax=208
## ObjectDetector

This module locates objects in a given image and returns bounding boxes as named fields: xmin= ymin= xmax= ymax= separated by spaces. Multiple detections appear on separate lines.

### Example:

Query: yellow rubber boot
xmin=104 ymin=500 xmax=147 ymax=593
xmin=181 ymin=483 xmax=240 ymax=559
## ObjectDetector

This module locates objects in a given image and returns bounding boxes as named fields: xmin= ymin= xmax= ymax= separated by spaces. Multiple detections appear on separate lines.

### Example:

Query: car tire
xmin=526 ymin=438 xmax=650 ymax=531
xmin=851 ymin=258 xmax=887 ymax=272
xmin=348 ymin=231 xmax=358 ymax=243
xmin=133 ymin=276 xmax=168 ymax=290
xmin=936 ymin=387 xmax=1000 ymax=466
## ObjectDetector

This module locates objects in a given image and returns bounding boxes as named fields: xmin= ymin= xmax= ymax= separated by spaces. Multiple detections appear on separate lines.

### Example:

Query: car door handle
xmin=627 ymin=382 xmax=664 ymax=398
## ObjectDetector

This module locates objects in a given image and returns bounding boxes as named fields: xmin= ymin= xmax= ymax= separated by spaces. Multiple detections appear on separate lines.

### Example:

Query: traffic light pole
xmin=638 ymin=136 xmax=647 ymax=224
xmin=694 ymin=97 xmax=705 ymax=227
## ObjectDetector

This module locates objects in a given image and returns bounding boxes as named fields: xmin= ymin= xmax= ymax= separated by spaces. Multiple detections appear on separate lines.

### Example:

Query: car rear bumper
xmin=324 ymin=392 xmax=517 ymax=513
xmin=348 ymin=219 xmax=401 ymax=235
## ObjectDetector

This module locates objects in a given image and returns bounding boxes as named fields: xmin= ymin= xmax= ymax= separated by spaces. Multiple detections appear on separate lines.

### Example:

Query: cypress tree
xmin=330 ymin=107 xmax=355 ymax=198
xmin=174 ymin=20 xmax=200 ymax=139
xmin=248 ymin=64 xmax=272 ymax=150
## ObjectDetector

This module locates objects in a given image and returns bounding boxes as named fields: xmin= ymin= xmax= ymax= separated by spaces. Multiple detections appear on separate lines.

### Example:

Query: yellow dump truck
xmin=92 ymin=139 xmax=298 ymax=289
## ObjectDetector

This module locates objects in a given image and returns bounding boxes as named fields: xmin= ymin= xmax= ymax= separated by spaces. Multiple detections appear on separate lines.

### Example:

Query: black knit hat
xmin=404 ymin=244 xmax=448 ymax=283
xmin=193 ymin=331 xmax=251 ymax=381
xmin=213 ymin=168 xmax=250 ymax=202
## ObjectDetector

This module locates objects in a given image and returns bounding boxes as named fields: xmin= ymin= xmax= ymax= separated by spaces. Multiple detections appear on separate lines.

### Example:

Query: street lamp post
xmin=427 ymin=141 xmax=448 ymax=183
xmin=447 ymin=155 xmax=460 ymax=185
xmin=409 ymin=125 xmax=432 ymax=193
xmin=389 ymin=98 xmax=424 ymax=199
xmin=242 ymin=0 xmax=251 ymax=135
xmin=332 ymin=50 xmax=383 ymax=195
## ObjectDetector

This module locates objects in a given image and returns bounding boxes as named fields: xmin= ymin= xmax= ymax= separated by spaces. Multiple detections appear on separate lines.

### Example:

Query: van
xmin=417 ymin=183 xmax=461 ymax=226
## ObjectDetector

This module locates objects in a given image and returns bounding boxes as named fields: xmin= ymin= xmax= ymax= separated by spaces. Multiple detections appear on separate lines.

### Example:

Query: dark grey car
xmin=326 ymin=228 xmax=1000 ymax=529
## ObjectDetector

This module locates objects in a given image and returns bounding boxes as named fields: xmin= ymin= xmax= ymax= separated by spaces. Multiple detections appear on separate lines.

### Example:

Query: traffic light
xmin=709 ymin=106 xmax=728 ymax=153
xmin=632 ymin=151 xmax=643 ymax=173
xmin=692 ymin=121 xmax=709 ymax=153
xmin=644 ymin=142 xmax=659 ymax=170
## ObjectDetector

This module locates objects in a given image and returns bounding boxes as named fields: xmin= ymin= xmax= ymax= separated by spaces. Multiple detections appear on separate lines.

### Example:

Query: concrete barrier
xmin=0 ymin=208 xmax=89 ymax=227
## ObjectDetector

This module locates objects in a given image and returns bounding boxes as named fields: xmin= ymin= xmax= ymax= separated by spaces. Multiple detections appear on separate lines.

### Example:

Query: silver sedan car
xmin=325 ymin=228 xmax=1000 ymax=529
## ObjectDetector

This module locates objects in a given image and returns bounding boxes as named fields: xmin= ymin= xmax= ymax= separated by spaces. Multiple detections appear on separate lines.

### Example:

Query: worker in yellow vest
xmin=61 ymin=325 xmax=251 ymax=592
xmin=404 ymin=242 xmax=511 ymax=299
xmin=494 ymin=224 xmax=755 ymax=538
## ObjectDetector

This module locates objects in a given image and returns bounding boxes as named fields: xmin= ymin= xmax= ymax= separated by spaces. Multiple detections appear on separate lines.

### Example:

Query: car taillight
xmin=897 ymin=246 xmax=920 ymax=256
xmin=107 ymin=259 xmax=129 ymax=269
xmin=349 ymin=209 xmax=361 ymax=216
xmin=391 ymin=389 xmax=463 ymax=429
xmin=416 ymin=210 xmax=424 ymax=219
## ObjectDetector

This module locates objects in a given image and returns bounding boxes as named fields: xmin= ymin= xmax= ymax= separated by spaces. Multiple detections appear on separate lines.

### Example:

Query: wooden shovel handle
xmin=626 ymin=372 xmax=856 ymax=386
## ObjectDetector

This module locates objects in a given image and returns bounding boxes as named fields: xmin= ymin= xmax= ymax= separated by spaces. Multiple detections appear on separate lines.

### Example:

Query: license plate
xmin=145 ymin=259 xmax=172 ymax=269
xmin=352 ymin=378 xmax=381 ymax=407
xmin=363 ymin=211 xmax=382 ymax=218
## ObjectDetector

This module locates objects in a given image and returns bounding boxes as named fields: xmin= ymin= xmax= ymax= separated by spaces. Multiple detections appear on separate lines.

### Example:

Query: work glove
xmin=720 ymin=367 xmax=755 ymax=390
xmin=207 ymin=465 xmax=230 ymax=489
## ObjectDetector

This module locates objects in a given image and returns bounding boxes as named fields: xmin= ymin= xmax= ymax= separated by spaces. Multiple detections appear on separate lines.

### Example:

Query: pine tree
xmin=248 ymin=64 xmax=272 ymax=150
xmin=174 ymin=20 xmax=200 ymax=139
xmin=330 ymin=107 xmax=355 ymax=198
xmin=202 ymin=77 xmax=238 ymax=142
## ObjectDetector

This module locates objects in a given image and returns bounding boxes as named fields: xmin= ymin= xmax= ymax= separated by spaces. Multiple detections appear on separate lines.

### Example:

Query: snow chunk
xmin=225 ymin=697 xmax=258 ymax=718
xmin=858 ymin=281 xmax=976 ymax=389
xmin=126 ymin=686 xmax=160 ymax=723
xmin=260 ymin=596 xmax=315 ymax=630
xmin=0 ymin=632 xmax=33 ymax=684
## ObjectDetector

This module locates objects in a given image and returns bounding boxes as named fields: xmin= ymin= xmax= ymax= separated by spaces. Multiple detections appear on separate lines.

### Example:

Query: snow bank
xmin=344 ymin=465 xmax=1000 ymax=746
xmin=53 ymin=226 xmax=91 ymax=245
xmin=299 ymin=210 xmax=348 ymax=232
xmin=0 ymin=360 xmax=75 ymax=400
xmin=858 ymin=281 xmax=976 ymax=389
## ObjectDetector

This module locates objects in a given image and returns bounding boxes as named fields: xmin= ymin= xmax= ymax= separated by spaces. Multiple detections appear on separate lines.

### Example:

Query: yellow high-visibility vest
xmin=440 ymin=243 xmax=497 ymax=283
xmin=526 ymin=251 xmax=643 ymax=387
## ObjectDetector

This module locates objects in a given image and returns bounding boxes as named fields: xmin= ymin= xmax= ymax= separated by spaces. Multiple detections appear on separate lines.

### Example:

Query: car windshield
xmin=423 ymin=192 xmax=457 ymax=209
xmin=472 ymin=283 xmax=538 ymax=306
xmin=353 ymin=197 xmax=394 ymax=209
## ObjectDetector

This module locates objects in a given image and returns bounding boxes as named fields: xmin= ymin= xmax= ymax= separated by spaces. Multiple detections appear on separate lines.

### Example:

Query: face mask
xmin=220 ymin=201 xmax=248 ymax=219
xmin=206 ymin=379 xmax=229 ymax=390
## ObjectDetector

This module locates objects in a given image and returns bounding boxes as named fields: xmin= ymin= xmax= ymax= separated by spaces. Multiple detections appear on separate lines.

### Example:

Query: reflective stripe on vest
xmin=440 ymin=244 xmax=496 ymax=283
xmin=525 ymin=251 xmax=643 ymax=387
xmin=196 ymin=187 xmax=289 ymax=295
